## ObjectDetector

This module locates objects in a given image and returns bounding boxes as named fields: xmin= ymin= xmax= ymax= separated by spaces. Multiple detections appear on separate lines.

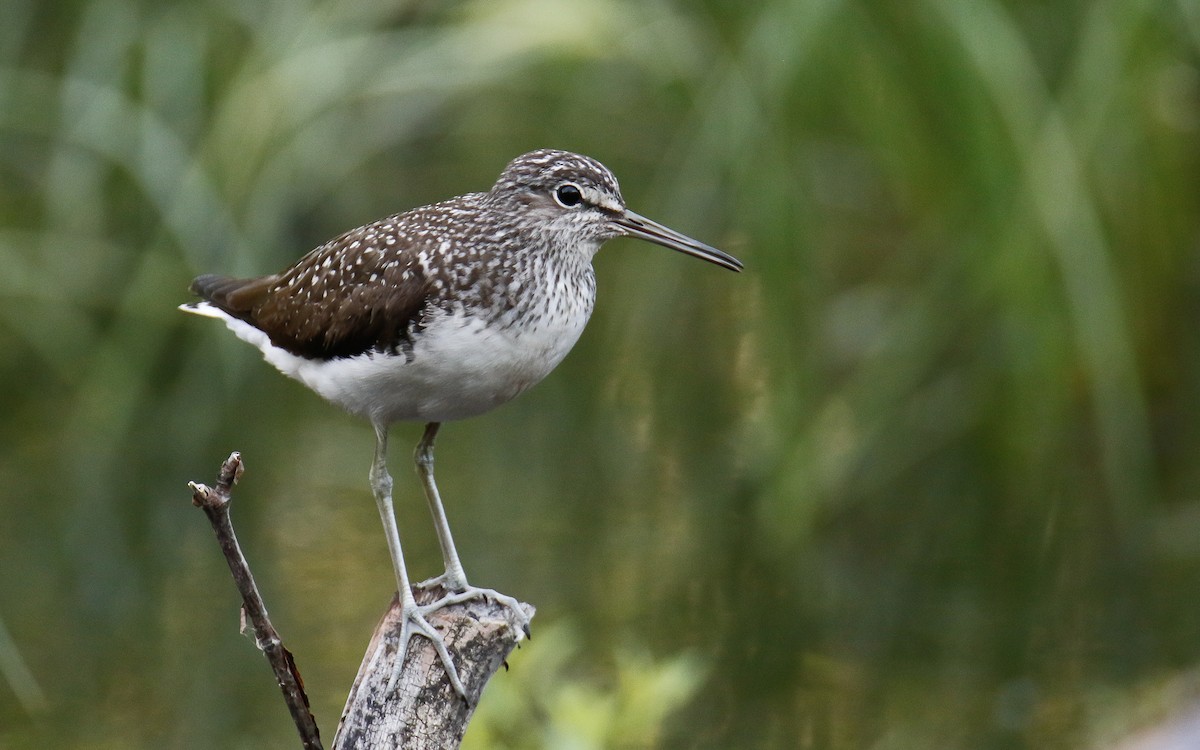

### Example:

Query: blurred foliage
xmin=464 ymin=623 xmax=707 ymax=749
xmin=1 ymin=0 xmax=1199 ymax=747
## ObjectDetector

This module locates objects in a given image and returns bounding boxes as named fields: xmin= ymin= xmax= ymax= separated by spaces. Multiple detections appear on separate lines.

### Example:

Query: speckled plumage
xmin=184 ymin=149 xmax=739 ymax=425
xmin=181 ymin=149 xmax=741 ymax=698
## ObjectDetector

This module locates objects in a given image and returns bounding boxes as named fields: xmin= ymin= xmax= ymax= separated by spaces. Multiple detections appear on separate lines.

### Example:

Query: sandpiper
xmin=182 ymin=149 xmax=742 ymax=698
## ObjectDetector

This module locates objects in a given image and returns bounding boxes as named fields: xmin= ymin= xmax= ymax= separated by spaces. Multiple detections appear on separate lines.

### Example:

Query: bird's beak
xmin=615 ymin=209 xmax=743 ymax=272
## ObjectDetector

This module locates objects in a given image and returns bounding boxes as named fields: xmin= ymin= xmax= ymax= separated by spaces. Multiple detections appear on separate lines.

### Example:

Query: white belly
xmin=187 ymin=303 xmax=588 ymax=425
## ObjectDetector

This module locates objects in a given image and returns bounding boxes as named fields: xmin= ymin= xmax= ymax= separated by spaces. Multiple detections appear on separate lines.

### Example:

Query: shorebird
xmin=182 ymin=149 xmax=742 ymax=698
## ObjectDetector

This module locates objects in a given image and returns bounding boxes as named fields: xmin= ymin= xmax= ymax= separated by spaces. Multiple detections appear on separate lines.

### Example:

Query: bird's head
xmin=489 ymin=149 xmax=742 ymax=272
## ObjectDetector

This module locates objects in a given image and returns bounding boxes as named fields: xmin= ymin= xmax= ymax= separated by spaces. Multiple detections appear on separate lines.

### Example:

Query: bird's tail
xmin=183 ymin=273 xmax=276 ymax=318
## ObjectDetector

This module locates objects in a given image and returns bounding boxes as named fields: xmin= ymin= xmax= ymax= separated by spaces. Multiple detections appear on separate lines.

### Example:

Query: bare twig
xmin=190 ymin=452 xmax=323 ymax=750
xmin=190 ymin=451 xmax=533 ymax=749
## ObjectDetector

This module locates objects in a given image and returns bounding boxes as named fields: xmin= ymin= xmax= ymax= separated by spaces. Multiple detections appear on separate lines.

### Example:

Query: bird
xmin=181 ymin=149 xmax=742 ymax=699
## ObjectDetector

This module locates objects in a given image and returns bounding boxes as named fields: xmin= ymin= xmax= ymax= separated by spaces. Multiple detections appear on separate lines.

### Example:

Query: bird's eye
xmin=554 ymin=183 xmax=583 ymax=208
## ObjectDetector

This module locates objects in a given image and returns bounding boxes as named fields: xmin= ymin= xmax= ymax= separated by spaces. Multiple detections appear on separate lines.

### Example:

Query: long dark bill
xmin=616 ymin=210 xmax=743 ymax=272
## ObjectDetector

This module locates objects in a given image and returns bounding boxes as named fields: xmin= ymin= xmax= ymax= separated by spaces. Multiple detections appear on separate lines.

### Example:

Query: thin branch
xmin=191 ymin=451 xmax=533 ymax=749
xmin=190 ymin=452 xmax=324 ymax=750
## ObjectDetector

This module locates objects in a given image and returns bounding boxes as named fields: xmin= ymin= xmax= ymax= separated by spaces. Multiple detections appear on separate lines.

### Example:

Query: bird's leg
xmin=370 ymin=423 xmax=467 ymax=699
xmin=413 ymin=422 xmax=531 ymax=638
xmin=413 ymin=422 xmax=468 ymax=589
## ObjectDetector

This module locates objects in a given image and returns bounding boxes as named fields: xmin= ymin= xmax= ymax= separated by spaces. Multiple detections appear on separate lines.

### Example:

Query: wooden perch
xmin=334 ymin=586 xmax=533 ymax=749
xmin=189 ymin=452 xmax=532 ymax=750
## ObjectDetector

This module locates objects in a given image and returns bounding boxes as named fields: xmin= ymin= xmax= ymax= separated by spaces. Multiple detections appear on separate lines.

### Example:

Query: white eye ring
xmin=554 ymin=183 xmax=584 ymax=208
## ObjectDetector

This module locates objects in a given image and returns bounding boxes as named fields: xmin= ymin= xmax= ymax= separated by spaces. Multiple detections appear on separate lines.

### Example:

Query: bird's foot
xmin=387 ymin=598 xmax=468 ymax=700
xmin=413 ymin=572 xmax=457 ymax=594
xmin=414 ymin=575 xmax=532 ymax=641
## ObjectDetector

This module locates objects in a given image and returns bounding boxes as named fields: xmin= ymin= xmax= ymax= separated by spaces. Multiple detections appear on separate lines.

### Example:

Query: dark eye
xmin=554 ymin=183 xmax=583 ymax=208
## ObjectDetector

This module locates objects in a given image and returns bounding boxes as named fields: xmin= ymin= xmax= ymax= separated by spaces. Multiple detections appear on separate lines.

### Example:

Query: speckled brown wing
xmin=191 ymin=216 xmax=432 ymax=360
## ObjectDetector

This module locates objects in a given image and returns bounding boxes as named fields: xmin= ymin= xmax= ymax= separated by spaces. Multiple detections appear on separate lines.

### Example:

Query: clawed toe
xmin=389 ymin=604 xmax=468 ymax=700
xmin=421 ymin=584 xmax=531 ymax=640
xmin=387 ymin=584 xmax=529 ymax=702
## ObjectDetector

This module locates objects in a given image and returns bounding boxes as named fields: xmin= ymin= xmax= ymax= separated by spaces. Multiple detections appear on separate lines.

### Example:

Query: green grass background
xmin=2 ymin=0 xmax=1199 ymax=747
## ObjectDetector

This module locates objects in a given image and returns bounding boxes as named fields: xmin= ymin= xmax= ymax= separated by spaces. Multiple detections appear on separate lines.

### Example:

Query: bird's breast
xmin=289 ymin=270 xmax=595 ymax=425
